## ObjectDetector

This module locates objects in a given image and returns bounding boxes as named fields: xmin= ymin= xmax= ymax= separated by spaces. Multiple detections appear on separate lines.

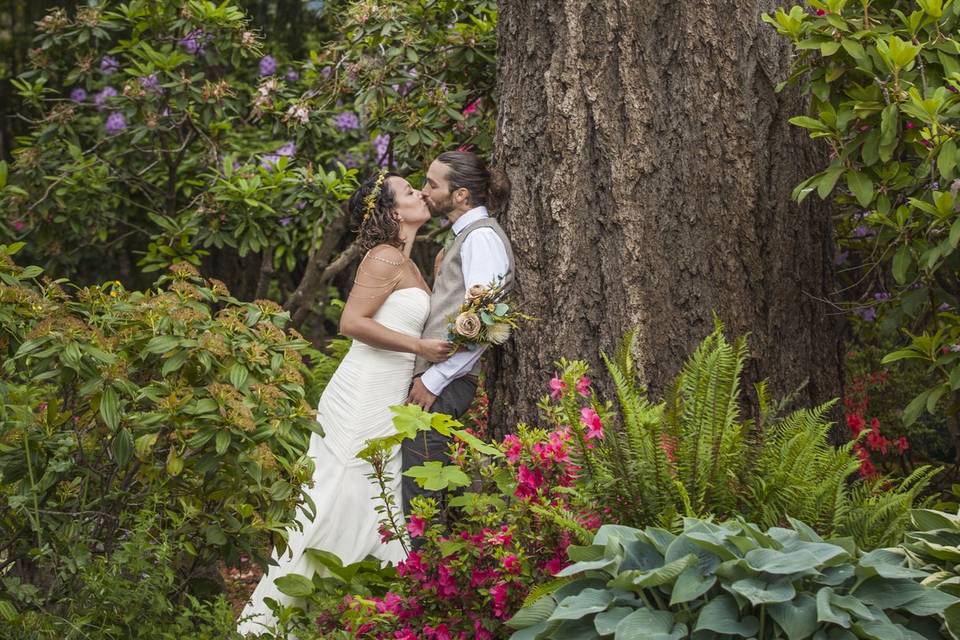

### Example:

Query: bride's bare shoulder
xmin=363 ymin=244 xmax=405 ymax=265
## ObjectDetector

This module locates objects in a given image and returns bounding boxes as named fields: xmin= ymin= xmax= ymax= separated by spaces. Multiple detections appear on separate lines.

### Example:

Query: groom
xmin=402 ymin=150 xmax=514 ymax=518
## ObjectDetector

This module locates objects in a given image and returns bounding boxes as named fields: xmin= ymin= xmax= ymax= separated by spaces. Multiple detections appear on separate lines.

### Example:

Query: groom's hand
xmin=407 ymin=378 xmax=437 ymax=411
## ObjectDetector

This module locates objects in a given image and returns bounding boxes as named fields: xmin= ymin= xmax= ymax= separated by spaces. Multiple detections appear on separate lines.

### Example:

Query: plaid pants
xmin=401 ymin=375 xmax=477 ymax=518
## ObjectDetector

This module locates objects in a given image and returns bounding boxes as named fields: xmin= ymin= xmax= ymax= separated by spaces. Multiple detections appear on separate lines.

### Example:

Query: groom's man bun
xmin=435 ymin=151 xmax=511 ymax=213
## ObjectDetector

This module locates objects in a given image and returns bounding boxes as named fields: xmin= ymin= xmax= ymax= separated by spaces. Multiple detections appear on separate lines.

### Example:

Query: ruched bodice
xmin=316 ymin=287 xmax=430 ymax=464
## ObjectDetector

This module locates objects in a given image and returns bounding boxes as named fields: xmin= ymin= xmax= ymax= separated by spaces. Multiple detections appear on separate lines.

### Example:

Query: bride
xmin=237 ymin=170 xmax=452 ymax=635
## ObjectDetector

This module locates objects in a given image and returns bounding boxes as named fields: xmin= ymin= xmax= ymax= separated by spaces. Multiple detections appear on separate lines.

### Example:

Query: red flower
xmin=515 ymin=464 xmax=544 ymax=498
xmin=815 ymin=8 xmax=827 ymax=16
xmin=846 ymin=413 xmax=866 ymax=436
xmin=489 ymin=582 xmax=510 ymax=619
xmin=897 ymin=436 xmax=910 ymax=453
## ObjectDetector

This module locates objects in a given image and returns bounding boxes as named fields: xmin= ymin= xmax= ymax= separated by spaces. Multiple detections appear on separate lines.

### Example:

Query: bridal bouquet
xmin=446 ymin=280 xmax=529 ymax=351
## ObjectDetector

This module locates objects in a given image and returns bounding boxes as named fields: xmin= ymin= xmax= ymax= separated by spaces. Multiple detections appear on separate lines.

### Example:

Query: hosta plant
xmin=508 ymin=516 xmax=957 ymax=640
xmin=902 ymin=508 xmax=960 ymax=637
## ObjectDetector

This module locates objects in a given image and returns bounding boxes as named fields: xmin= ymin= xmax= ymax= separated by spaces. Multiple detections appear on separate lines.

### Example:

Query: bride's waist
xmin=346 ymin=340 xmax=417 ymax=358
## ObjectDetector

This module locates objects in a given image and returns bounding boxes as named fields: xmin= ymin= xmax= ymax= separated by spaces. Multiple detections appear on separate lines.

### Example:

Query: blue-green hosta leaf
xmin=555 ymin=554 xmax=622 ymax=577
xmin=743 ymin=548 xmax=820 ymax=575
xmin=769 ymin=594 xmax=818 ymax=640
xmin=729 ymin=576 xmax=796 ymax=606
xmin=594 ymin=525 xmax=644 ymax=546
xmin=817 ymin=588 xmax=853 ymax=627
xmin=593 ymin=606 xmax=634 ymax=635
xmin=547 ymin=588 xmax=613 ymax=622
xmin=506 ymin=595 xmax=557 ymax=629
xmin=609 ymin=554 xmax=697 ymax=590
xmin=642 ymin=527 xmax=677 ymax=555
xmin=614 ymin=608 xmax=684 ymax=640
xmin=670 ymin=565 xmax=717 ymax=605
xmin=855 ymin=576 xmax=959 ymax=615
xmin=508 ymin=621 xmax=548 ymax=640
xmin=778 ymin=537 xmax=849 ymax=567
xmin=686 ymin=531 xmax=739 ymax=561
xmin=944 ymin=602 xmax=960 ymax=640
xmin=911 ymin=508 xmax=960 ymax=531
xmin=693 ymin=594 xmax=760 ymax=637
xmin=857 ymin=549 xmax=929 ymax=580
xmin=619 ymin=538 xmax=667 ymax=573
xmin=548 ymin=617 xmax=602 ymax=640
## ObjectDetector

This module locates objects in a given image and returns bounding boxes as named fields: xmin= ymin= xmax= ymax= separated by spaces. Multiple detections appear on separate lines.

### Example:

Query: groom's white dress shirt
xmin=420 ymin=205 xmax=510 ymax=396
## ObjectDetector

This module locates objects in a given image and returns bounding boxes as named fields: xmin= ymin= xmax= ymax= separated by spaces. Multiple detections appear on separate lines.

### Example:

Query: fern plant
xmin=547 ymin=322 xmax=938 ymax=548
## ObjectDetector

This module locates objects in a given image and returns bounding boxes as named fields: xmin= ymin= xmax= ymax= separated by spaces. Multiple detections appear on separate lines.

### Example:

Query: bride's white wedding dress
xmin=237 ymin=287 xmax=430 ymax=636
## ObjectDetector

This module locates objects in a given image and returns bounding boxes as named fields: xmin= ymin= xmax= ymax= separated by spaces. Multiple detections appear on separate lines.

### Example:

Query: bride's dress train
xmin=237 ymin=288 xmax=430 ymax=636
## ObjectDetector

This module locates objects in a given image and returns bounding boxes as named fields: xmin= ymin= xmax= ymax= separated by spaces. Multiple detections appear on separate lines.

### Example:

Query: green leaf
xmin=614 ymin=608 xmax=680 ymax=638
xmin=111 ymin=428 xmax=133 ymax=466
xmin=274 ymin=574 xmax=315 ymax=597
xmin=846 ymin=170 xmax=874 ymax=207
xmin=402 ymin=461 xmax=471 ymax=491
xmin=818 ymin=165 xmax=844 ymax=198
xmin=939 ymin=139 xmax=958 ymax=179
xmin=949 ymin=217 xmax=960 ymax=248
xmin=693 ymin=594 xmax=759 ymax=637
xmin=134 ymin=433 xmax=158 ymax=460
xmin=506 ymin=596 xmax=557 ymax=629
xmin=670 ymin=565 xmax=717 ymax=605
xmin=145 ymin=335 xmax=182 ymax=354
xmin=390 ymin=404 xmax=434 ymax=438
xmin=892 ymin=245 xmax=911 ymax=285
xmin=452 ymin=428 xmax=503 ymax=457
xmin=0 ymin=600 xmax=17 ymax=622
xmin=215 ymin=430 xmax=231 ymax=455
xmin=547 ymin=588 xmax=613 ymax=621
xmin=229 ymin=363 xmax=249 ymax=390
xmin=769 ymin=594 xmax=819 ymax=640
xmin=743 ymin=548 xmax=820 ymax=574
xmin=100 ymin=386 xmax=120 ymax=431
xmin=729 ymin=576 xmax=796 ymax=605
xmin=592 ymin=606 xmax=633 ymax=635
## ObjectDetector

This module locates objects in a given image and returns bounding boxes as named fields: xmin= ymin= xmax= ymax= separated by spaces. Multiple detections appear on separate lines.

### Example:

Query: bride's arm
xmin=339 ymin=246 xmax=448 ymax=361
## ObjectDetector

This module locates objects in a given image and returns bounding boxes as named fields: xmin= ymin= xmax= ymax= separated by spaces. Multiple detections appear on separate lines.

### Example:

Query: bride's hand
xmin=417 ymin=338 xmax=455 ymax=363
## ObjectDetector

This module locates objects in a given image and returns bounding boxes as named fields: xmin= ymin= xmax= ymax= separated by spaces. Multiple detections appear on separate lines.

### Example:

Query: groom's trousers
xmin=401 ymin=375 xmax=477 ymax=519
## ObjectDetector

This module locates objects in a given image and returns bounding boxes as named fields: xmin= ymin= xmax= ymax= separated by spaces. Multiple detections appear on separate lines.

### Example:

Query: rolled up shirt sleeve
xmin=420 ymin=227 xmax=510 ymax=396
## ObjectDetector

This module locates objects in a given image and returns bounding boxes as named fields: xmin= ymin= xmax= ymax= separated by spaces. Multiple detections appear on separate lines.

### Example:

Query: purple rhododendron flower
xmin=333 ymin=111 xmax=360 ymax=131
xmin=139 ymin=74 xmax=160 ymax=91
xmin=336 ymin=152 xmax=358 ymax=168
xmin=94 ymin=86 xmax=117 ymax=111
xmin=833 ymin=250 xmax=848 ymax=266
xmin=286 ymin=69 xmax=299 ymax=82
xmin=179 ymin=30 xmax=207 ymax=55
xmin=852 ymin=225 xmax=870 ymax=238
xmin=259 ymin=153 xmax=281 ymax=170
xmin=100 ymin=56 xmax=119 ymax=75
xmin=295 ymin=200 xmax=307 ymax=210
xmin=873 ymin=292 xmax=891 ymax=301
xmin=859 ymin=307 xmax=876 ymax=322
xmin=373 ymin=133 xmax=390 ymax=166
xmin=276 ymin=141 xmax=296 ymax=157
xmin=70 ymin=88 xmax=87 ymax=103
xmin=321 ymin=66 xmax=332 ymax=78
xmin=278 ymin=216 xmax=293 ymax=226
xmin=259 ymin=55 xmax=277 ymax=77
xmin=105 ymin=112 xmax=126 ymax=135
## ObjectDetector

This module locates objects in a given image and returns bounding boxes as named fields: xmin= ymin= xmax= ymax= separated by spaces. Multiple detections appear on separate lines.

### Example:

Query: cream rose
xmin=486 ymin=323 xmax=511 ymax=345
xmin=454 ymin=311 xmax=482 ymax=339
xmin=465 ymin=284 xmax=489 ymax=302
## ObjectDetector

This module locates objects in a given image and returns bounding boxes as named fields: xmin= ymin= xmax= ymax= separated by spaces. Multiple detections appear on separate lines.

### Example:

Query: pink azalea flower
xmin=576 ymin=376 xmax=592 ymax=397
xmin=395 ymin=628 xmax=418 ymax=640
xmin=502 ymin=554 xmax=521 ymax=574
xmin=462 ymin=98 xmax=480 ymax=116
xmin=489 ymin=582 xmax=510 ymax=619
xmin=407 ymin=514 xmax=426 ymax=538
xmin=580 ymin=407 xmax=604 ymax=440
xmin=544 ymin=554 xmax=567 ymax=575
xmin=549 ymin=375 xmax=567 ymax=400
xmin=515 ymin=464 xmax=544 ymax=498
xmin=502 ymin=434 xmax=522 ymax=463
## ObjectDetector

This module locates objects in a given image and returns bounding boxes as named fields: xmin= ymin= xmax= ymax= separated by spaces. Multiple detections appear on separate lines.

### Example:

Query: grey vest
xmin=414 ymin=217 xmax=515 ymax=377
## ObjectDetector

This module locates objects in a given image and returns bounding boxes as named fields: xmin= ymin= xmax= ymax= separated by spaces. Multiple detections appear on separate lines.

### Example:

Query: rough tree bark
xmin=488 ymin=0 xmax=843 ymax=435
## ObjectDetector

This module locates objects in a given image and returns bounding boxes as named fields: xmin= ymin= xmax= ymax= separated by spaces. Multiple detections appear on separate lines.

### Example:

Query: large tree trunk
xmin=488 ymin=0 xmax=843 ymax=435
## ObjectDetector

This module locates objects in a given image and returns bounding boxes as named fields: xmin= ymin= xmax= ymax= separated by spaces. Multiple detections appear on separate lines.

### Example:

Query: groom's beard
xmin=427 ymin=195 xmax=455 ymax=218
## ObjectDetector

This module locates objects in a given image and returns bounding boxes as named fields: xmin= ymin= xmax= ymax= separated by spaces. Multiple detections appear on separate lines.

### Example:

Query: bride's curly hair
xmin=348 ymin=171 xmax=403 ymax=252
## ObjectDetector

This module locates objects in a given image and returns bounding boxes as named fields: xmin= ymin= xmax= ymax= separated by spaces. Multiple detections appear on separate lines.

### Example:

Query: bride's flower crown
xmin=362 ymin=169 xmax=387 ymax=221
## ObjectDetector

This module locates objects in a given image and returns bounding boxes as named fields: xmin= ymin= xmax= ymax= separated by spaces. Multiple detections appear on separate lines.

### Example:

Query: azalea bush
xmin=765 ymin=0 xmax=960 ymax=462
xmin=1 ymin=0 xmax=496 ymax=339
xmin=0 ymin=243 xmax=325 ymax=628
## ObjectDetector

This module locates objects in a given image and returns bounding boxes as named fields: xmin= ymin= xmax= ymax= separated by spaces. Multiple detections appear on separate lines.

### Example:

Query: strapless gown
xmin=237 ymin=287 xmax=430 ymax=635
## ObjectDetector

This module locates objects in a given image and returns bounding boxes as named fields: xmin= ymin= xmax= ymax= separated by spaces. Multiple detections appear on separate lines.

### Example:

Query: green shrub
xmin=765 ymin=0 xmax=960 ymax=456
xmin=902 ymin=508 xmax=960 ymax=636
xmin=508 ymin=516 xmax=957 ymax=640
xmin=547 ymin=323 xmax=939 ymax=548
xmin=0 ymin=243 xmax=321 ymax=623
